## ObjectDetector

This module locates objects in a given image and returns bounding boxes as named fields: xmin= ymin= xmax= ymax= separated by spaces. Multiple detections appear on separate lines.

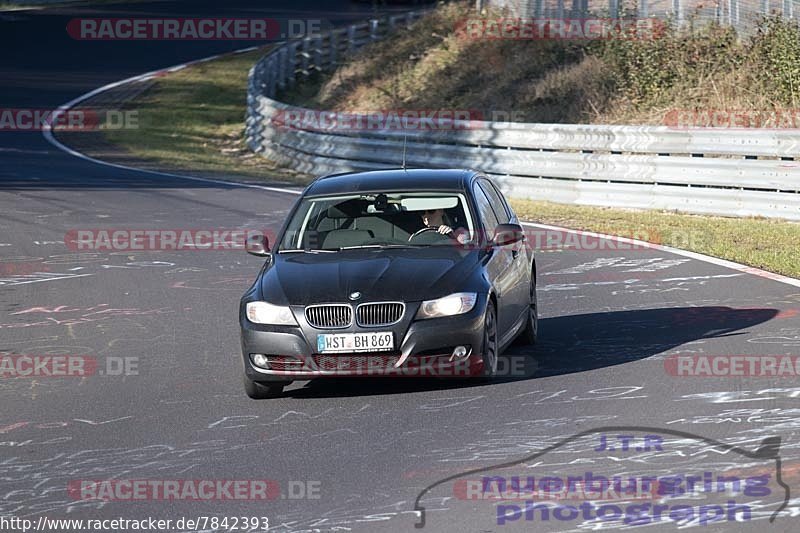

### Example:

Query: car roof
xmin=303 ymin=168 xmax=478 ymax=197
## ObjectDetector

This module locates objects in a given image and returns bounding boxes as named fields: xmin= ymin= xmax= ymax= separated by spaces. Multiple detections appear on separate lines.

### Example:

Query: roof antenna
xmin=401 ymin=134 xmax=407 ymax=171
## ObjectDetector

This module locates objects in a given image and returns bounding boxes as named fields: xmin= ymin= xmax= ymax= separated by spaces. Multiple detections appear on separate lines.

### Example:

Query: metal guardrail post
xmin=301 ymin=38 xmax=310 ymax=74
xmin=370 ymin=19 xmax=379 ymax=41
xmin=673 ymin=0 xmax=684 ymax=26
xmin=287 ymin=41 xmax=298 ymax=88
xmin=347 ymin=25 xmax=356 ymax=53
xmin=277 ymin=47 xmax=287 ymax=90
xmin=609 ymin=0 xmax=619 ymax=17
xmin=313 ymin=37 xmax=322 ymax=71
xmin=557 ymin=0 xmax=564 ymax=19
xmin=639 ymin=0 xmax=648 ymax=18
xmin=266 ymin=59 xmax=277 ymax=98
xmin=329 ymin=31 xmax=338 ymax=67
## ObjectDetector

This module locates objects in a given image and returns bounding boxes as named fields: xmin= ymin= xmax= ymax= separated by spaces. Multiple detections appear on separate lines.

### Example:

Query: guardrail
xmin=245 ymin=10 xmax=800 ymax=221
xmin=247 ymin=11 xmax=427 ymax=100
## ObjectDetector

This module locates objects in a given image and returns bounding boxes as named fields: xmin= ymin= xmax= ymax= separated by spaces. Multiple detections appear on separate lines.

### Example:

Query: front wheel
xmin=243 ymin=375 xmax=287 ymax=399
xmin=481 ymin=300 xmax=498 ymax=378
xmin=518 ymin=276 xmax=538 ymax=346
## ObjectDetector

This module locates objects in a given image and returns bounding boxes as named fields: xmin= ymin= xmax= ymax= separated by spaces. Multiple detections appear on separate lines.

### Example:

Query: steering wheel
xmin=408 ymin=227 xmax=454 ymax=243
xmin=408 ymin=227 xmax=437 ymax=241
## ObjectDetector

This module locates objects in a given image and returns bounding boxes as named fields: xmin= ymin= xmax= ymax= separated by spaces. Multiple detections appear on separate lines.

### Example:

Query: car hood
xmin=260 ymin=247 xmax=482 ymax=305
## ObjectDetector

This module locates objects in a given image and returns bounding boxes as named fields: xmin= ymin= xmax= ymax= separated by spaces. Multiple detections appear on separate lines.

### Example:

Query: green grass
xmin=93 ymin=23 xmax=800 ymax=279
xmin=101 ymin=48 xmax=306 ymax=182
xmin=511 ymin=199 xmax=800 ymax=278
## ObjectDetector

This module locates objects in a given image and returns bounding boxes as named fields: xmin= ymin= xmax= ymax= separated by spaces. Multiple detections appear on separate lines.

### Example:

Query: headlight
xmin=246 ymin=301 xmax=297 ymax=325
xmin=416 ymin=292 xmax=477 ymax=319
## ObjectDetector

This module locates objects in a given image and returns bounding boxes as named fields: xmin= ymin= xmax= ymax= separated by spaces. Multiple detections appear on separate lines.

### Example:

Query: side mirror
xmin=492 ymin=223 xmax=525 ymax=246
xmin=246 ymin=233 xmax=271 ymax=257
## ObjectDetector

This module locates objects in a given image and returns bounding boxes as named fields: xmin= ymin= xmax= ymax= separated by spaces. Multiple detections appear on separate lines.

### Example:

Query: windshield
xmin=279 ymin=192 xmax=475 ymax=251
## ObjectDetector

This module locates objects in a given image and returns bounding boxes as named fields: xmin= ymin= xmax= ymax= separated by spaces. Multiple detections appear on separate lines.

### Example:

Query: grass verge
xmin=76 ymin=17 xmax=800 ymax=279
xmin=511 ymin=200 xmax=800 ymax=278
xmin=97 ymin=48 xmax=307 ymax=183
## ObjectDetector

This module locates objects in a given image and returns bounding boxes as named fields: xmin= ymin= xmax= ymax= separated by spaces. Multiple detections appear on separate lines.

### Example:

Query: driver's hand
xmin=455 ymin=230 xmax=470 ymax=245
xmin=437 ymin=225 xmax=453 ymax=234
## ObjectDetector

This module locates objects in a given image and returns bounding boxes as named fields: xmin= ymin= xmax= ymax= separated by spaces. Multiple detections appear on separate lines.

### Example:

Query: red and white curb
xmin=41 ymin=46 xmax=800 ymax=290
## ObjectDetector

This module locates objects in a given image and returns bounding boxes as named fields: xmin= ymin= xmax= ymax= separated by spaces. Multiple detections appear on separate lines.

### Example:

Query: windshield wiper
xmin=338 ymin=244 xmax=426 ymax=250
xmin=337 ymin=244 xmax=386 ymax=250
xmin=278 ymin=249 xmax=336 ymax=254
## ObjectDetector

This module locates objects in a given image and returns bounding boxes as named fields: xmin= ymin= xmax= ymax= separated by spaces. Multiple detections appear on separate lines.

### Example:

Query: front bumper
xmin=240 ymin=295 xmax=488 ymax=381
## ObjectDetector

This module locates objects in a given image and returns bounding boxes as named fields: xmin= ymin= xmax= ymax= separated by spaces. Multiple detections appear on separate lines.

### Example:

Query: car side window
xmin=485 ymin=179 xmax=516 ymax=221
xmin=473 ymin=184 xmax=499 ymax=237
xmin=478 ymin=179 xmax=511 ymax=224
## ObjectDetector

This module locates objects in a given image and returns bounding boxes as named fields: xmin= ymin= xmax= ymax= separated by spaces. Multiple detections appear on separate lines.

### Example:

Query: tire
xmin=518 ymin=274 xmax=538 ymax=346
xmin=481 ymin=300 xmax=498 ymax=378
xmin=243 ymin=375 xmax=286 ymax=399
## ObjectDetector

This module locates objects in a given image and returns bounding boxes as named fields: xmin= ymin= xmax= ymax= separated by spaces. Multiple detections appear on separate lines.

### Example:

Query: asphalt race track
xmin=1 ymin=1 xmax=799 ymax=532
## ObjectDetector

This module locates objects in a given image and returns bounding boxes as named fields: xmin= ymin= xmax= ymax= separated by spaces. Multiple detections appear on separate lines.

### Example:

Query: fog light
xmin=251 ymin=354 xmax=269 ymax=368
xmin=451 ymin=345 xmax=469 ymax=360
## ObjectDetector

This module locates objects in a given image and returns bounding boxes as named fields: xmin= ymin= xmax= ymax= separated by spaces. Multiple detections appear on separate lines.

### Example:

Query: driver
xmin=415 ymin=208 xmax=470 ymax=244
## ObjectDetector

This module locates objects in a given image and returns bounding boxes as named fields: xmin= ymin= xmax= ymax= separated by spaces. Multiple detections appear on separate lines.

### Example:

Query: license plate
xmin=317 ymin=332 xmax=394 ymax=353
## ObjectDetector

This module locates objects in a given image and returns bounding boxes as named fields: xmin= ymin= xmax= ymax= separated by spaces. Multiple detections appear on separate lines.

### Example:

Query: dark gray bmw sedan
xmin=239 ymin=169 xmax=537 ymax=398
